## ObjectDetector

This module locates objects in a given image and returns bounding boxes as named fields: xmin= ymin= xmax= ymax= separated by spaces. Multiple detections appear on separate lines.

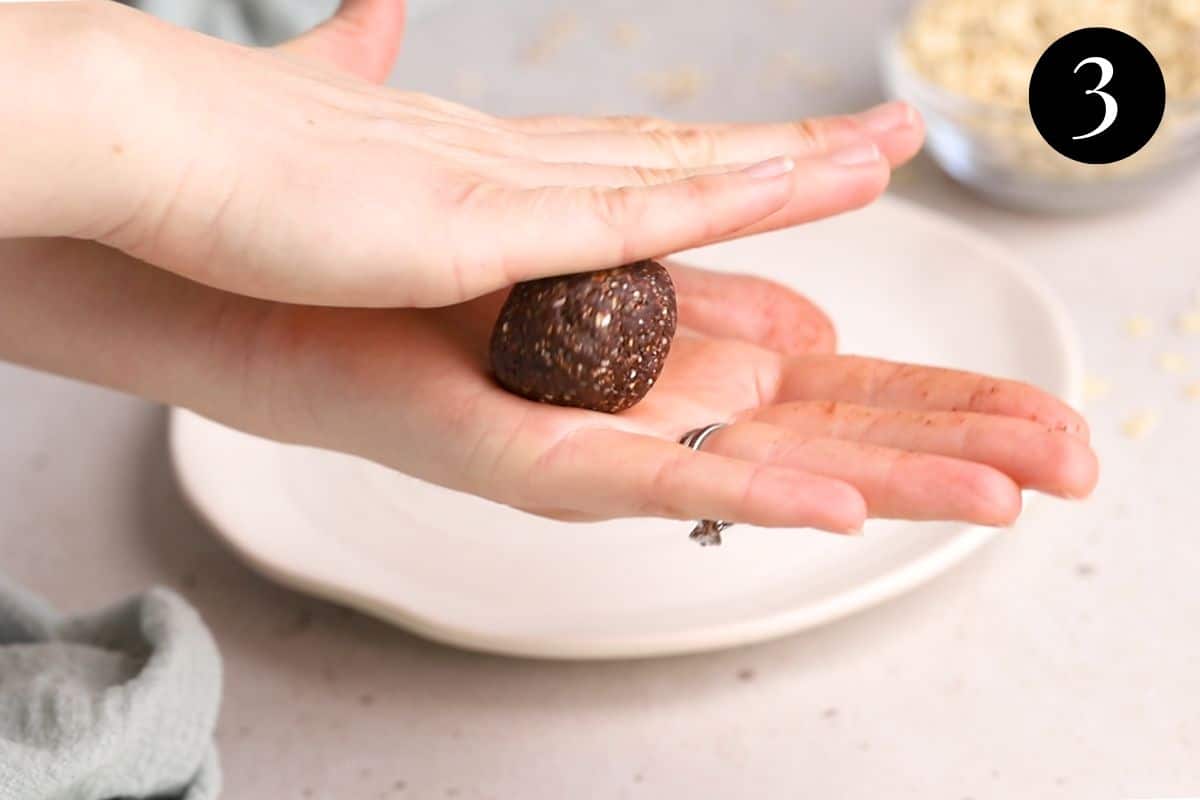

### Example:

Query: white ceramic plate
xmin=170 ymin=197 xmax=1082 ymax=660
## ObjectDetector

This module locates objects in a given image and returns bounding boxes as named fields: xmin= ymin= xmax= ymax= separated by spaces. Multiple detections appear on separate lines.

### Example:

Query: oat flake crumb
xmin=1124 ymin=315 xmax=1153 ymax=338
xmin=1185 ymin=382 xmax=1200 ymax=401
xmin=1122 ymin=410 xmax=1159 ymax=439
xmin=611 ymin=21 xmax=642 ymax=49
xmin=764 ymin=51 xmax=839 ymax=90
xmin=1158 ymin=352 xmax=1191 ymax=374
xmin=1176 ymin=310 xmax=1200 ymax=334
xmin=638 ymin=67 xmax=708 ymax=105
xmin=521 ymin=12 xmax=578 ymax=64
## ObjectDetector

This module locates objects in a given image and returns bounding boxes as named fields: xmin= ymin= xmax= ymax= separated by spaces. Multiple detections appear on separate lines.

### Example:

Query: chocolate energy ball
xmin=489 ymin=260 xmax=677 ymax=413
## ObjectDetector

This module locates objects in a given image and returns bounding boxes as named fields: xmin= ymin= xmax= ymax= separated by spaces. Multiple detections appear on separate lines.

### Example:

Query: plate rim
xmin=169 ymin=195 xmax=1084 ymax=660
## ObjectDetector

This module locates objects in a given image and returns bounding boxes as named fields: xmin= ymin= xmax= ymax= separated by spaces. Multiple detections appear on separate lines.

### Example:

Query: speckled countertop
xmin=3 ymin=1 xmax=1199 ymax=797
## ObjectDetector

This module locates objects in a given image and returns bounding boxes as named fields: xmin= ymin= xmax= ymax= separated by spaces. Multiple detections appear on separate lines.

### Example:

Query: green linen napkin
xmin=0 ymin=578 xmax=221 ymax=800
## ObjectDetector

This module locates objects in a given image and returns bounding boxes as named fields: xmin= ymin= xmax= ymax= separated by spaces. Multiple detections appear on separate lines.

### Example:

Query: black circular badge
xmin=1028 ymin=27 xmax=1166 ymax=165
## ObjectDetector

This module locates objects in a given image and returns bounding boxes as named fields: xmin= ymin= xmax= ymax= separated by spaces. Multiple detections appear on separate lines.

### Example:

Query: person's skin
xmin=3 ymin=0 xmax=915 ymax=305
xmin=0 ymin=0 xmax=1098 ymax=534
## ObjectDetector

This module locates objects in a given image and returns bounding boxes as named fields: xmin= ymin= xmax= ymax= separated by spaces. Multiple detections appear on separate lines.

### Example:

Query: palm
xmin=614 ymin=335 xmax=778 ymax=436
xmin=321 ymin=265 xmax=1095 ymax=533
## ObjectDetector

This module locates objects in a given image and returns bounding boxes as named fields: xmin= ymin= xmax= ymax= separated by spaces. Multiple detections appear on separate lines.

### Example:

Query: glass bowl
xmin=881 ymin=30 xmax=1200 ymax=213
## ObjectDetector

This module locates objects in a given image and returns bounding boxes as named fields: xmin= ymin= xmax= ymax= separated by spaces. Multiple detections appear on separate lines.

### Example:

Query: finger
xmin=745 ymin=401 xmax=1099 ymax=499
xmin=484 ymin=156 xmax=885 ymax=249
xmin=510 ymin=113 xmax=700 ymax=133
xmin=485 ymin=158 xmax=735 ymax=189
xmin=526 ymin=428 xmax=866 ymax=532
xmin=665 ymin=261 xmax=836 ymax=355
xmin=446 ymin=150 xmax=888 ymax=301
xmin=276 ymin=0 xmax=406 ymax=83
xmin=515 ymin=102 xmax=923 ymax=169
xmin=701 ymin=422 xmax=1023 ymax=526
xmin=777 ymin=355 xmax=1091 ymax=442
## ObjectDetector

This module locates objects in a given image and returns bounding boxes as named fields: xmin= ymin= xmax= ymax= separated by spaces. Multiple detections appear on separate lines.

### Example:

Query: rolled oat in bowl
xmin=890 ymin=0 xmax=1200 ymax=206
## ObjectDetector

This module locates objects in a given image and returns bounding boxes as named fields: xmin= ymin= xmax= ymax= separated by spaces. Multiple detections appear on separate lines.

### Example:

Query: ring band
xmin=679 ymin=423 xmax=732 ymax=547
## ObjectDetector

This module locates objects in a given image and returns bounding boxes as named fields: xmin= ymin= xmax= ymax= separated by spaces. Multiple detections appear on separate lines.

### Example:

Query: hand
xmin=0 ymin=237 xmax=1096 ymax=534
xmin=245 ymin=262 xmax=1097 ymax=533
xmin=0 ymin=2 xmax=1095 ymax=535
xmin=7 ymin=0 xmax=922 ymax=309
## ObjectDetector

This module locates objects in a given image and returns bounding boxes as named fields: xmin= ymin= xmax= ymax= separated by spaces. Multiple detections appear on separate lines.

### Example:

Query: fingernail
xmin=830 ymin=140 xmax=882 ymax=167
xmin=740 ymin=155 xmax=795 ymax=179
xmin=852 ymin=101 xmax=916 ymax=135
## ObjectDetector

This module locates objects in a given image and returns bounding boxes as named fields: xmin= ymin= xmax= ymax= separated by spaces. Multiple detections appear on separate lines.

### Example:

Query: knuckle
xmin=860 ymin=408 xmax=891 ymax=442
xmin=759 ymin=431 xmax=795 ymax=467
xmin=790 ymin=119 xmax=829 ymax=150
xmin=965 ymin=377 xmax=1000 ymax=412
xmin=820 ymin=115 xmax=864 ymax=143
xmin=445 ymin=179 xmax=492 ymax=213
xmin=967 ymin=469 xmax=1020 ymax=520
xmin=882 ymin=448 xmax=922 ymax=490
xmin=811 ymin=400 xmax=849 ymax=436
xmin=878 ymin=361 xmax=920 ymax=396
xmin=676 ymin=173 xmax=710 ymax=206
xmin=651 ymin=127 xmax=718 ymax=165
xmin=592 ymin=186 xmax=646 ymax=246
xmin=673 ymin=179 xmax=720 ymax=239
xmin=592 ymin=185 xmax=625 ymax=223
xmin=506 ymin=131 xmax=545 ymax=161
xmin=737 ymin=462 xmax=771 ymax=516
xmin=443 ymin=182 xmax=511 ymax=301
xmin=752 ymin=356 xmax=784 ymax=407
xmin=628 ymin=164 xmax=662 ymax=187
xmin=644 ymin=453 xmax=690 ymax=518
xmin=445 ymin=242 xmax=501 ymax=305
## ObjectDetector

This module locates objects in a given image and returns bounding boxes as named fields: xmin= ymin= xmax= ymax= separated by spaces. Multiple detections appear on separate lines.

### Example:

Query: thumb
xmin=276 ymin=0 xmax=406 ymax=83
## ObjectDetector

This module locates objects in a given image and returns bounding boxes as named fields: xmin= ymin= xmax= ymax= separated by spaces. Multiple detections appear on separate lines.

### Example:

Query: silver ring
xmin=679 ymin=423 xmax=732 ymax=547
